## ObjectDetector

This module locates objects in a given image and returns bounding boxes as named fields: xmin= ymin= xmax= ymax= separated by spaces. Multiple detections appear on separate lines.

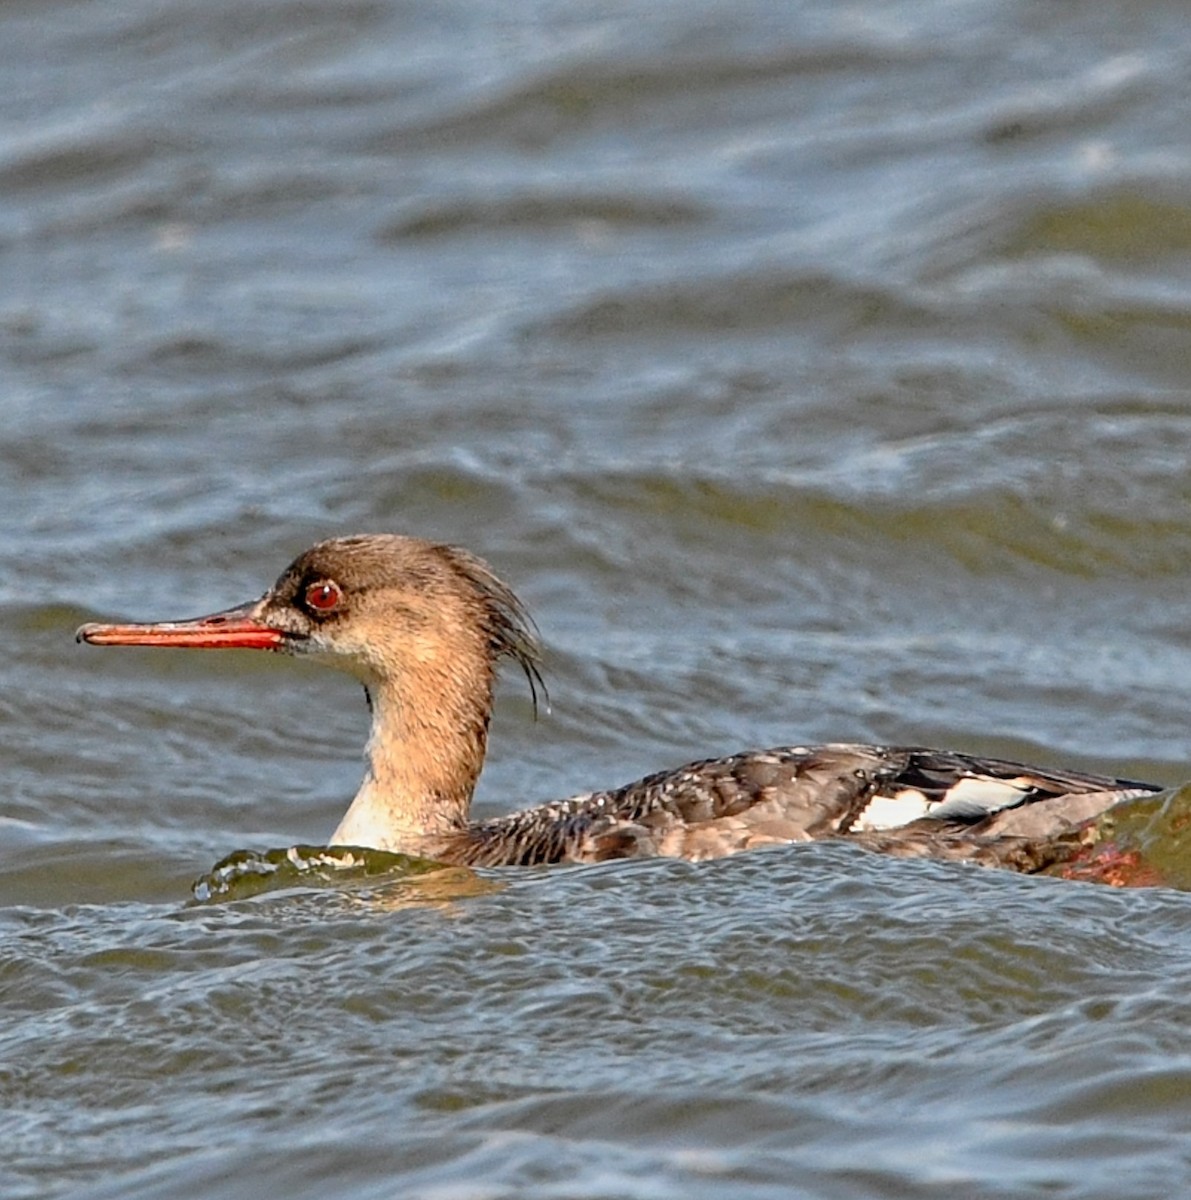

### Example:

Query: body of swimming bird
xmin=77 ymin=535 xmax=1161 ymax=868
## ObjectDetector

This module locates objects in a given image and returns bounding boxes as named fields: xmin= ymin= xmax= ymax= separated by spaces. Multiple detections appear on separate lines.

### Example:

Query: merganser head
xmin=77 ymin=534 xmax=545 ymax=707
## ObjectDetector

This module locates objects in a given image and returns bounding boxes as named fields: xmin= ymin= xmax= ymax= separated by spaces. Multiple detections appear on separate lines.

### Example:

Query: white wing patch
xmin=926 ymin=775 xmax=1033 ymax=821
xmin=853 ymin=789 xmax=932 ymax=831
xmin=855 ymin=775 xmax=1036 ymax=831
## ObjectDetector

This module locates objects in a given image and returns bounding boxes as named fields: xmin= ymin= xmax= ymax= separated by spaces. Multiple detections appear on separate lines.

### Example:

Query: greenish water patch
xmin=1012 ymin=193 xmax=1191 ymax=261
xmin=1048 ymin=783 xmax=1191 ymax=890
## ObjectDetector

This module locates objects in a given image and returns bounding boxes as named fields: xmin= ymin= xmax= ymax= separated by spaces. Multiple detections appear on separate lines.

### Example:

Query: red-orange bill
xmin=76 ymin=602 xmax=286 ymax=651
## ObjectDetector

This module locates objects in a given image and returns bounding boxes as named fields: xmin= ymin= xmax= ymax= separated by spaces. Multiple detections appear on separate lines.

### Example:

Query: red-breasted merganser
xmin=77 ymin=534 xmax=1160 ymax=868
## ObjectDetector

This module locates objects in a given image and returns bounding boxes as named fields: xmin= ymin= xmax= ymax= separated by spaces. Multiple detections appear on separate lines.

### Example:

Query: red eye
xmin=305 ymin=580 xmax=343 ymax=612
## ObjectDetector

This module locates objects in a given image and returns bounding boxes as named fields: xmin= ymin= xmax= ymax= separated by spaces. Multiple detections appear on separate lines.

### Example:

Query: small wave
xmin=190 ymin=842 xmax=492 ymax=906
xmin=378 ymin=190 xmax=708 ymax=241
xmin=539 ymin=268 xmax=931 ymax=339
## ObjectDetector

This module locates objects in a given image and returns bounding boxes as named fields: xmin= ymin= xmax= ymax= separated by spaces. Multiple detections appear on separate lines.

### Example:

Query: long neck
xmin=329 ymin=672 xmax=492 ymax=854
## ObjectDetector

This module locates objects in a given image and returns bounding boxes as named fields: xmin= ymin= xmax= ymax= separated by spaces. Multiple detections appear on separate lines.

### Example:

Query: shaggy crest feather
xmin=439 ymin=544 xmax=547 ymax=716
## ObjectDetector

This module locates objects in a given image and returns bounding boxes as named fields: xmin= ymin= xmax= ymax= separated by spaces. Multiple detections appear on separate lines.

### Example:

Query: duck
xmin=76 ymin=534 xmax=1160 ymax=868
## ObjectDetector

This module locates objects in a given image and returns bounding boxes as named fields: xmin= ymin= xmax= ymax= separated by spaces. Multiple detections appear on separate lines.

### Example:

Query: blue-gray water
xmin=5 ymin=1 xmax=1191 ymax=1197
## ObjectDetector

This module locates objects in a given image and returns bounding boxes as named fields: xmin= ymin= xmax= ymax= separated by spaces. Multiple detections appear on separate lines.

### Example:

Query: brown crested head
xmin=261 ymin=534 xmax=546 ymax=710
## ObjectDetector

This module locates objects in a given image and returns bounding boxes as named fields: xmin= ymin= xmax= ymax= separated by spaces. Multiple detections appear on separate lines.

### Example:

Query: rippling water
xmin=4 ymin=1 xmax=1191 ymax=1197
